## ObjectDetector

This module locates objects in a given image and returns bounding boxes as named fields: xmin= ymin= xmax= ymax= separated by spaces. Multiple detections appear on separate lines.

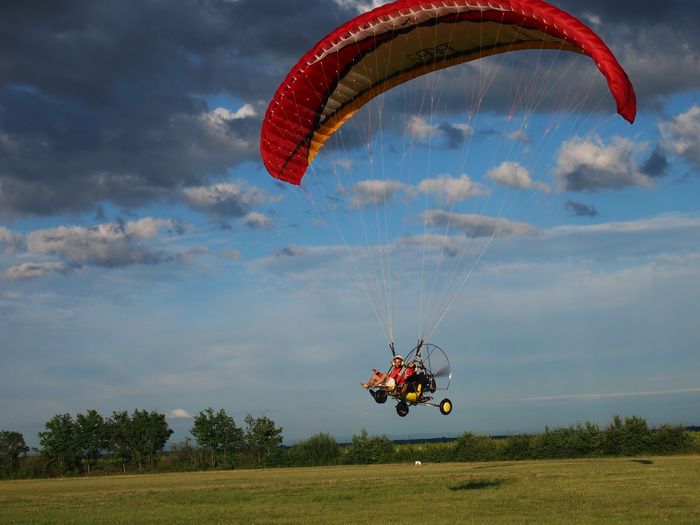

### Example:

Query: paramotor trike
xmin=369 ymin=341 xmax=453 ymax=417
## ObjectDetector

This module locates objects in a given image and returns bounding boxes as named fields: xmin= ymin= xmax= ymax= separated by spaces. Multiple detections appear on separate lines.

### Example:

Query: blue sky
xmin=1 ymin=0 xmax=699 ymax=446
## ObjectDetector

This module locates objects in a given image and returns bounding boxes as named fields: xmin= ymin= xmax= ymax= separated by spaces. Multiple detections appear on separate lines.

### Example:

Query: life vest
xmin=404 ymin=382 xmax=422 ymax=403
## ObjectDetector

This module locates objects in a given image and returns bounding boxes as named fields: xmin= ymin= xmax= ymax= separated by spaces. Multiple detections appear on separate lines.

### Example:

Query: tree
xmin=130 ymin=409 xmax=173 ymax=470
xmin=168 ymin=437 xmax=206 ymax=471
xmin=75 ymin=410 xmax=108 ymax=475
xmin=107 ymin=411 xmax=134 ymax=473
xmin=106 ymin=410 xmax=172 ymax=472
xmin=453 ymin=432 xmax=498 ymax=462
xmin=601 ymin=415 xmax=652 ymax=456
xmin=244 ymin=415 xmax=283 ymax=468
xmin=296 ymin=432 xmax=340 ymax=466
xmin=39 ymin=414 xmax=78 ymax=475
xmin=0 ymin=430 xmax=29 ymax=475
xmin=191 ymin=408 xmax=243 ymax=468
xmin=344 ymin=429 xmax=394 ymax=464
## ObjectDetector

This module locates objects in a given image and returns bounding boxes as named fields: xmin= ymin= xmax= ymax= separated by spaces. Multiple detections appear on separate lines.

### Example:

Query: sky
xmin=1 ymin=0 xmax=699 ymax=446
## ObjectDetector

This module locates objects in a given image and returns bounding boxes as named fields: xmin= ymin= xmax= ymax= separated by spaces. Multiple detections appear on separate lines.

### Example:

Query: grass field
xmin=1 ymin=456 xmax=699 ymax=524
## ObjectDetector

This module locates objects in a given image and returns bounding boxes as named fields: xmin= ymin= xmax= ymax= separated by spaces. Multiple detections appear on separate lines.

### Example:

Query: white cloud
xmin=219 ymin=250 xmax=242 ymax=261
xmin=423 ymin=210 xmax=537 ymax=237
xmin=555 ymin=135 xmax=650 ymax=192
xmin=253 ymin=244 xmax=356 ymax=283
xmin=408 ymin=117 xmax=472 ymax=148
xmin=508 ymin=130 xmax=531 ymax=144
xmin=347 ymin=179 xmax=408 ymax=208
xmin=416 ymin=174 xmax=490 ymax=204
xmin=123 ymin=217 xmax=180 ymax=239
xmin=177 ymin=246 xmax=209 ymax=265
xmin=660 ymin=105 xmax=700 ymax=167
xmin=183 ymin=181 xmax=278 ymax=224
xmin=486 ymin=161 xmax=551 ymax=193
xmin=4 ymin=262 xmax=75 ymax=281
xmin=519 ymin=387 xmax=700 ymax=402
xmin=333 ymin=158 xmax=353 ymax=171
xmin=243 ymin=211 xmax=273 ymax=230
xmin=25 ymin=218 xmax=178 ymax=267
xmin=166 ymin=408 xmax=193 ymax=419
xmin=0 ymin=226 xmax=23 ymax=253
xmin=202 ymin=104 xmax=257 ymax=129
xmin=548 ymin=212 xmax=700 ymax=236
xmin=399 ymin=234 xmax=461 ymax=256
xmin=408 ymin=116 xmax=435 ymax=142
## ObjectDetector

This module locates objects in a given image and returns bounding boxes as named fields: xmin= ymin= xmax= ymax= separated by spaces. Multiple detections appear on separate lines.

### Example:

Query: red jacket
xmin=389 ymin=366 xmax=413 ymax=386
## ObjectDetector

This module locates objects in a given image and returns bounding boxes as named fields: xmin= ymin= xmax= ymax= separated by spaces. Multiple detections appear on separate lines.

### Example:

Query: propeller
xmin=432 ymin=364 xmax=451 ymax=379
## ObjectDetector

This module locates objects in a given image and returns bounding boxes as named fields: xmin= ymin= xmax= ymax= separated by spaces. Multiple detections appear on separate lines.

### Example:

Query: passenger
xmin=361 ymin=355 xmax=405 ymax=391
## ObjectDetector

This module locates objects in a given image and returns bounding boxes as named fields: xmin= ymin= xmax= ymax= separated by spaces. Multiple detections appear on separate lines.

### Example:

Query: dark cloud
xmin=558 ymin=0 xmax=693 ymax=26
xmin=565 ymin=200 xmax=599 ymax=218
xmin=536 ymin=1 xmax=700 ymax=109
xmin=376 ymin=0 xmax=700 ymax=120
xmin=0 ymin=0 xmax=349 ymax=219
xmin=182 ymin=181 xmax=278 ymax=228
xmin=423 ymin=210 xmax=536 ymax=237
xmin=274 ymin=245 xmax=304 ymax=258
xmin=1 ymin=0 xmax=699 ymax=220
xmin=437 ymin=122 xmax=472 ymax=149
xmin=640 ymin=145 xmax=670 ymax=178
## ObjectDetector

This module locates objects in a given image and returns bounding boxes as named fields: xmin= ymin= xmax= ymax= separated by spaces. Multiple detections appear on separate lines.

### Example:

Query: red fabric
xmin=261 ymin=0 xmax=636 ymax=185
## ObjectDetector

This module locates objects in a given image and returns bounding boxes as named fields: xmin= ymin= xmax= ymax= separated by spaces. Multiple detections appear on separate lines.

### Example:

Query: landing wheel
xmin=396 ymin=401 xmax=409 ymax=417
xmin=439 ymin=398 xmax=452 ymax=415
xmin=373 ymin=389 xmax=388 ymax=404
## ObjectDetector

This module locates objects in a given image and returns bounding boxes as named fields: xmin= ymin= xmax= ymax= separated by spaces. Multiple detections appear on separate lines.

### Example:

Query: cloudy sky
xmin=1 ymin=0 xmax=699 ymax=445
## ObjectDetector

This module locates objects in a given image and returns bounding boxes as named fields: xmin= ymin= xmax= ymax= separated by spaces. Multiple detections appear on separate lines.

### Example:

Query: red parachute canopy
xmin=260 ymin=0 xmax=636 ymax=185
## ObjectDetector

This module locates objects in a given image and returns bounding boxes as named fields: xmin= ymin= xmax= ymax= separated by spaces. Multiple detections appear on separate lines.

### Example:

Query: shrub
xmin=344 ymin=429 xmax=394 ymax=464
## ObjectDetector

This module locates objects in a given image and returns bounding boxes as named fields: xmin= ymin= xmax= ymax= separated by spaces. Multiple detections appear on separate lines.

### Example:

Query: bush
xmin=343 ymin=429 xmax=394 ymax=464
xmin=651 ymin=424 xmax=695 ymax=454
xmin=528 ymin=423 xmax=601 ymax=459
xmin=294 ymin=433 xmax=341 ymax=466
xmin=502 ymin=434 xmax=532 ymax=460
xmin=600 ymin=415 xmax=653 ymax=456
xmin=453 ymin=433 xmax=500 ymax=462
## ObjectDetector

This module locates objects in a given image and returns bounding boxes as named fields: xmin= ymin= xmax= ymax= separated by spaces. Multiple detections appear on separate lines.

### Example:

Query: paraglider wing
xmin=260 ymin=0 xmax=636 ymax=185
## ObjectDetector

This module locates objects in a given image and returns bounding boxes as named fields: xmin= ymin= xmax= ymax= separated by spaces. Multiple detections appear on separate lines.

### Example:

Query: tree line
xmin=1 ymin=413 xmax=697 ymax=479
xmin=0 ymin=408 xmax=282 ymax=479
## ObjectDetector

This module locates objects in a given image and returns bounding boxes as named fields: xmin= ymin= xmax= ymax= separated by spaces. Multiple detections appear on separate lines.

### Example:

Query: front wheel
xmin=396 ymin=401 xmax=409 ymax=417
xmin=439 ymin=398 xmax=452 ymax=415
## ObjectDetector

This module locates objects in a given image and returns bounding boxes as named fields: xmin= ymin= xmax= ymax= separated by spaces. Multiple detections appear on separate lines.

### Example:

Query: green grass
xmin=1 ymin=456 xmax=699 ymax=524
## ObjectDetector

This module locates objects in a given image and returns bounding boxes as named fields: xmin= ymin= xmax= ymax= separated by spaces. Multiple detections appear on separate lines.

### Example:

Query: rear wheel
xmin=396 ymin=401 xmax=409 ymax=417
xmin=373 ymin=389 xmax=388 ymax=404
xmin=439 ymin=398 xmax=452 ymax=415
